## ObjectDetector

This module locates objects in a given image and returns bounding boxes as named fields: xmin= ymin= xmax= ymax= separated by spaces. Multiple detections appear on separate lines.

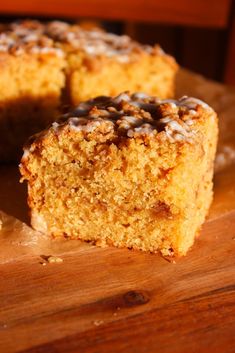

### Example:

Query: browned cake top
xmin=0 ymin=20 xmax=165 ymax=60
xmin=45 ymin=21 xmax=164 ymax=61
xmin=22 ymin=93 xmax=215 ymax=158
xmin=0 ymin=21 xmax=64 ymax=56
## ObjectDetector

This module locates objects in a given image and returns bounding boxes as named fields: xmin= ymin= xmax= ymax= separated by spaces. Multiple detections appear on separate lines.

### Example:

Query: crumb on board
xmin=47 ymin=256 xmax=63 ymax=263
xmin=93 ymin=320 xmax=104 ymax=326
xmin=40 ymin=255 xmax=63 ymax=264
xmin=113 ymin=306 xmax=121 ymax=316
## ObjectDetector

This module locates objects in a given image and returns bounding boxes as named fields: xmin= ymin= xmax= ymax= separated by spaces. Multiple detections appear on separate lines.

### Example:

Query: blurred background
xmin=0 ymin=0 xmax=234 ymax=85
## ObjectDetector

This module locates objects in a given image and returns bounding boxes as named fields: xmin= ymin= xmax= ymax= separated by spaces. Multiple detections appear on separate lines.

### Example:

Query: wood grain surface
xmin=1 ymin=69 xmax=235 ymax=353
xmin=0 ymin=212 xmax=235 ymax=353
xmin=0 ymin=0 xmax=231 ymax=28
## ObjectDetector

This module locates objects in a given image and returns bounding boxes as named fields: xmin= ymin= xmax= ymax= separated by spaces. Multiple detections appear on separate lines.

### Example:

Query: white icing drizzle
xmin=63 ymin=94 xmax=214 ymax=141
xmin=0 ymin=30 xmax=64 ymax=56
xmin=163 ymin=119 xmax=194 ymax=142
xmin=22 ymin=93 xmax=215 ymax=158
xmin=179 ymin=96 xmax=213 ymax=111
xmin=119 ymin=116 xmax=140 ymax=124
xmin=1 ymin=20 xmax=166 ymax=61
xmin=46 ymin=21 xmax=162 ymax=61
xmin=113 ymin=93 xmax=131 ymax=104
xmin=52 ymin=122 xmax=60 ymax=130
xmin=132 ymin=92 xmax=150 ymax=100
xmin=21 ymin=148 xmax=30 ymax=160
xmin=128 ymin=123 xmax=157 ymax=137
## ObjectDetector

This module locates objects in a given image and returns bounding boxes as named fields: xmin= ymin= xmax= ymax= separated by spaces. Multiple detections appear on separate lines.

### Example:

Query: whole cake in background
xmin=20 ymin=92 xmax=218 ymax=257
xmin=0 ymin=20 xmax=178 ymax=161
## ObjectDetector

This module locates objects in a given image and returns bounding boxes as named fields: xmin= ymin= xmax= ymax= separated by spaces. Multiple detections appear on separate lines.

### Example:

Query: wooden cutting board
xmin=0 ymin=69 xmax=235 ymax=353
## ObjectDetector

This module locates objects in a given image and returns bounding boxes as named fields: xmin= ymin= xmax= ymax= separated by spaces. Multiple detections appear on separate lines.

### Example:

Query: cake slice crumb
xmin=40 ymin=255 xmax=63 ymax=264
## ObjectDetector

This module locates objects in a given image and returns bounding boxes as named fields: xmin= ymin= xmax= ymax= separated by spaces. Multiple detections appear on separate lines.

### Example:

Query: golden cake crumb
xmin=47 ymin=256 xmax=63 ymax=263
xmin=40 ymin=255 xmax=63 ymax=264
xmin=93 ymin=320 xmax=104 ymax=326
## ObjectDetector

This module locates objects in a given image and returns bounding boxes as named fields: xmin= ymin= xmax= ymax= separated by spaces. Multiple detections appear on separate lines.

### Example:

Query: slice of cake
xmin=0 ymin=21 xmax=66 ymax=161
xmin=20 ymin=92 xmax=218 ymax=257
xmin=46 ymin=21 xmax=178 ymax=105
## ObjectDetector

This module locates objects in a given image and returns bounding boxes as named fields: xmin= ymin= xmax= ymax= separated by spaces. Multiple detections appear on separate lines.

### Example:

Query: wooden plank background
xmin=0 ymin=211 xmax=235 ymax=353
xmin=0 ymin=0 xmax=234 ymax=84
xmin=0 ymin=0 xmax=231 ymax=28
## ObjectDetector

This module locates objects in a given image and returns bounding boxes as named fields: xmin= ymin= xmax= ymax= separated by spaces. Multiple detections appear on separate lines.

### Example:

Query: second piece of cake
xmin=46 ymin=21 xmax=178 ymax=105
xmin=20 ymin=92 xmax=218 ymax=257
xmin=0 ymin=20 xmax=177 ymax=161
xmin=0 ymin=21 xmax=66 ymax=161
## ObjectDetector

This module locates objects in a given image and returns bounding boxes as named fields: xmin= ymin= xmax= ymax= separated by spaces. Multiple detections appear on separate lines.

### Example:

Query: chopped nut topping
xmin=0 ymin=20 xmax=165 ymax=61
xmin=23 ymin=93 xmax=215 ymax=157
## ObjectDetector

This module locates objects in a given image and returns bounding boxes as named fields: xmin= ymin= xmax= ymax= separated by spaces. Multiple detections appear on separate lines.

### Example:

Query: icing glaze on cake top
xmin=61 ymin=93 xmax=213 ymax=141
xmin=0 ymin=20 xmax=165 ymax=61
xmin=0 ymin=22 xmax=64 ymax=57
xmin=22 ymin=93 xmax=215 ymax=160
xmin=46 ymin=21 xmax=164 ymax=61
